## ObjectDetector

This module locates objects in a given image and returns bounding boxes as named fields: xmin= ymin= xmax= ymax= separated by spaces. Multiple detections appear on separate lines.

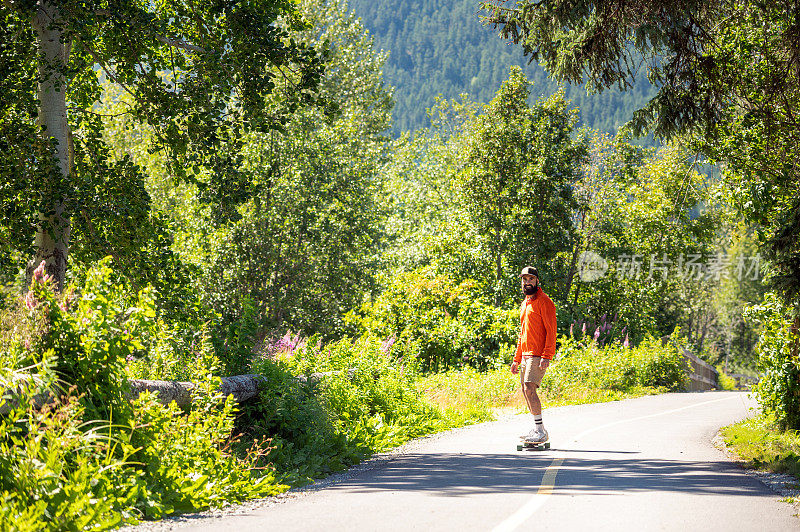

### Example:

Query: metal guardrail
xmin=682 ymin=349 xmax=718 ymax=391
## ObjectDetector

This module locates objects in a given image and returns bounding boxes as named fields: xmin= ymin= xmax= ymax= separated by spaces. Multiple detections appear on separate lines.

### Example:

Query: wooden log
xmin=2 ymin=368 xmax=357 ymax=413
xmin=127 ymin=374 xmax=268 ymax=407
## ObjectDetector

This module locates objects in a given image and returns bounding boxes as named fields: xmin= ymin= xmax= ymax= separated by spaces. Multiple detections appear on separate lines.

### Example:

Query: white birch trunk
xmin=30 ymin=0 xmax=71 ymax=290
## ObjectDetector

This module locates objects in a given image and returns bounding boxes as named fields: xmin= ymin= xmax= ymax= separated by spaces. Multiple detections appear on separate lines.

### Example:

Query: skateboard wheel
xmin=516 ymin=444 xmax=523 ymax=451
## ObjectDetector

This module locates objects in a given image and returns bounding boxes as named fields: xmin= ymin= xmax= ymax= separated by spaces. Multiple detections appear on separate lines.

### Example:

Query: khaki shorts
xmin=520 ymin=356 xmax=547 ymax=387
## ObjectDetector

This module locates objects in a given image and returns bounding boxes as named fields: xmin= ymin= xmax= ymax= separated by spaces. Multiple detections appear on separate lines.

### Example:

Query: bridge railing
xmin=682 ymin=349 xmax=718 ymax=391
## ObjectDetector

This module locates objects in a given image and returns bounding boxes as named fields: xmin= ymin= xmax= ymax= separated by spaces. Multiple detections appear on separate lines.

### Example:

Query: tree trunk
xmin=564 ymin=242 xmax=581 ymax=304
xmin=30 ymin=1 xmax=71 ymax=291
xmin=494 ymin=225 xmax=502 ymax=307
xmin=127 ymin=374 xmax=270 ymax=407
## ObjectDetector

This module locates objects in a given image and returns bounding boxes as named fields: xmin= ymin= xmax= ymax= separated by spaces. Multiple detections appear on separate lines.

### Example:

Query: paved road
xmin=187 ymin=392 xmax=799 ymax=531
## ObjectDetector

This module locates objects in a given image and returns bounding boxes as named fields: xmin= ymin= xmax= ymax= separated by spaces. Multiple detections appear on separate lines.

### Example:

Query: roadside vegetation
xmin=2 ymin=0 xmax=798 ymax=530
xmin=721 ymin=415 xmax=800 ymax=505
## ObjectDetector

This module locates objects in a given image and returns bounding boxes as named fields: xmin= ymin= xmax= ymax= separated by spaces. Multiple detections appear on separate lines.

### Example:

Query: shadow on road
xmin=331 ymin=453 xmax=770 ymax=499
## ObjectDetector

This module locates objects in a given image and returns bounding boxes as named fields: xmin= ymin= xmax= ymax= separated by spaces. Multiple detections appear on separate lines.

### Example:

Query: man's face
xmin=521 ymin=274 xmax=538 ymax=293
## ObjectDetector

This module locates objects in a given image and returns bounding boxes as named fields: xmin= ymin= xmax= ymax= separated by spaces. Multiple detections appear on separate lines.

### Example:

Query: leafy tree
xmin=563 ymin=137 xmax=719 ymax=343
xmin=0 ymin=0 xmax=325 ymax=289
xmin=457 ymin=67 xmax=586 ymax=305
xmin=708 ymin=224 xmax=767 ymax=372
xmin=380 ymin=95 xmax=480 ymax=276
xmin=479 ymin=0 xmax=799 ymax=311
xmin=481 ymin=0 xmax=800 ymax=423
xmin=200 ymin=0 xmax=393 ymax=338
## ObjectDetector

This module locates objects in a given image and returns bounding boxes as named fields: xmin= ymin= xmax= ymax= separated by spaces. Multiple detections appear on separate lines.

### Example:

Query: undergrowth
xmin=0 ymin=260 xmax=283 ymax=530
xmin=721 ymin=414 xmax=800 ymax=480
xmin=417 ymin=336 xmax=686 ymax=417
xmin=241 ymin=335 xmax=456 ymax=485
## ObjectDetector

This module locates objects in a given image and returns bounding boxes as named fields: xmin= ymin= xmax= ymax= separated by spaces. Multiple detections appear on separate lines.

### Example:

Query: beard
xmin=523 ymin=284 xmax=538 ymax=295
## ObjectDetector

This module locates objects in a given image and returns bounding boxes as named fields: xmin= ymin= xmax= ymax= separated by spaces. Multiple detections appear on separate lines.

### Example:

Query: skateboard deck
xmin=517 ymin=441 xmax=550 ymax=451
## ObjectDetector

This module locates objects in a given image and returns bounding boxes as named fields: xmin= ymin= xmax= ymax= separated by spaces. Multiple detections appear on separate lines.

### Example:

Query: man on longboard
xmin=511 ymin=266 xmax=556 ymax=445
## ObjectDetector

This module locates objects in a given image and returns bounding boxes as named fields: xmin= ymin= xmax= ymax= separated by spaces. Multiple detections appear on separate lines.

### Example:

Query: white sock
xmin=534 ymin=415 xmax=544 ymax=429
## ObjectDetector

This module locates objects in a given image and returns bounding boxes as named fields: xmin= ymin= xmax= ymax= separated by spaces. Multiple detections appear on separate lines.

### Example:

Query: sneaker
xmin=524 ymin=427 xmax=548 ymax=443
xmin=520 ymin=427 xmax=538 ymax=440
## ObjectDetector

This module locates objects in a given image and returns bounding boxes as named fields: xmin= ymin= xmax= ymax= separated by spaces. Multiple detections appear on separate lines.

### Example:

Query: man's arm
xmin=511 ymin=304 xmax=524 ymax=373
xmin=542 ymin=298 xmax=557 ymax=360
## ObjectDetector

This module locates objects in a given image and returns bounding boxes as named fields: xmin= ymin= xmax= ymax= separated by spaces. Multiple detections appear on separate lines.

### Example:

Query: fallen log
xmin=126 ymin=373 xmax=268 ymax=407
xmin=2 ymin=369 xmax=357 ymax=413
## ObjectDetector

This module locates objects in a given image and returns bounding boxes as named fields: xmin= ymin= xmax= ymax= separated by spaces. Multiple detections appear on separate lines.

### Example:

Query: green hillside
xmin=349 ymin=0 xmax=657 ymax=135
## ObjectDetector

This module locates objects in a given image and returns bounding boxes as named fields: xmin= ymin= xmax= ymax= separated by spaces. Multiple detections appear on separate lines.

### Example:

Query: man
xmin=511 ymin=266 xmax=556 ymax=443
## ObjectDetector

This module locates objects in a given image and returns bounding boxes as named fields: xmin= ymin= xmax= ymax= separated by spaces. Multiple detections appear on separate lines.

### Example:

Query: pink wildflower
xmin=594 ymin=327 xmax=600 ymax=340
xmin=32 ymin=261 xmax=45 ymax=283
xmin=380 ymin=335 xmax=396 ymax=356
xmin=623 ymin=334 xmax=630 ymax=348
xmin=265 ymin=330 xmax=305 ymax=358
xmin=25 ymin=290 xmax=36 ymax=310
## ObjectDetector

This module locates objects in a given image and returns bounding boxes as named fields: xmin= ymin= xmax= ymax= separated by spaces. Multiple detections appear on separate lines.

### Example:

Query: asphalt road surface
xmin=184 ymin=392 xmax=799 ymax=531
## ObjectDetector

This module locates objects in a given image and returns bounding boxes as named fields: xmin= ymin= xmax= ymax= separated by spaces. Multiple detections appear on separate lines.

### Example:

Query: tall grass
xmin=417 ymin=335 xmax=687 ymax=417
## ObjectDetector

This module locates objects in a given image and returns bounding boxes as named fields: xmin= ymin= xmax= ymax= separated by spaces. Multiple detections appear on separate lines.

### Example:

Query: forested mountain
xmin=349 ymin=0 xmax=657 ymax=135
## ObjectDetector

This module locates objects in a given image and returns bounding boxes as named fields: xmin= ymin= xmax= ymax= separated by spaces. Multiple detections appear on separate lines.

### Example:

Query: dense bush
xmin=543 ymin=335 xmax=686 ymax=396
xmin=746 ymin=293 xmax=800 ymax=429
xmin=0 ymin=381 xmax=141 ymax=530
xmin=242 ymin=335 xmax=450 ymax=483
xmin=348 ymin=268 xmax=518 ymax=372
xmin=0 ymin=260 xmax=285 ymax=529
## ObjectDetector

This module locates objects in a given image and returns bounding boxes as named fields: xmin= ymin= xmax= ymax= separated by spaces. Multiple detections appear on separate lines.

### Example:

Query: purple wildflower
xmin=380 ymin=335 xmax=396 ymax=356
xmin=265 ymin=331 xmax=305 ymax=358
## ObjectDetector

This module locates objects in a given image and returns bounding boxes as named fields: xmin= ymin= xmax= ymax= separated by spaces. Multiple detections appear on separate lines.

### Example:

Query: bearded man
xmin=511 ymin=266 xmax=556 ymax=443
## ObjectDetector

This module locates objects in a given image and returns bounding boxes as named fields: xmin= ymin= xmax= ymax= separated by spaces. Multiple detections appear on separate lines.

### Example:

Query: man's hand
xmin=538 ymin=358 xmax=550 ymax=370
xmin=510 ymin=361 xmax=519 ymax=374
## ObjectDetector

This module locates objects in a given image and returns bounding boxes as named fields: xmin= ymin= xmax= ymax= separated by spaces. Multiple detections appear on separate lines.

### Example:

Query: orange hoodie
xmin=514 ymin=289 xmax=557 ymax=363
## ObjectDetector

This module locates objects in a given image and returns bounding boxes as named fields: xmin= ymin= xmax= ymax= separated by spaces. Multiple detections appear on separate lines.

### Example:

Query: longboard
xmin=517 ymin=441 xmax=550 ymax=451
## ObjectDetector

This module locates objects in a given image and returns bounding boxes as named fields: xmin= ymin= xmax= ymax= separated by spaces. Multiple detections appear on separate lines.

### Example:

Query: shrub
xmin=347 ymin=268 xmax=517 ymax=373
xmin=0 ymin=382 xmax=141 ymax=531
xmin=745 ymin=292 xmax=800 ymax=429
xmin=243 ymin=334 xmax=448 ymax=483
xmin=542 ymin=335 xmax=686 ymax=397
xmin=0 ymin=259 xmax=287 ymax=529
xmin=716 ymin=366 xmax=738 ymax=391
